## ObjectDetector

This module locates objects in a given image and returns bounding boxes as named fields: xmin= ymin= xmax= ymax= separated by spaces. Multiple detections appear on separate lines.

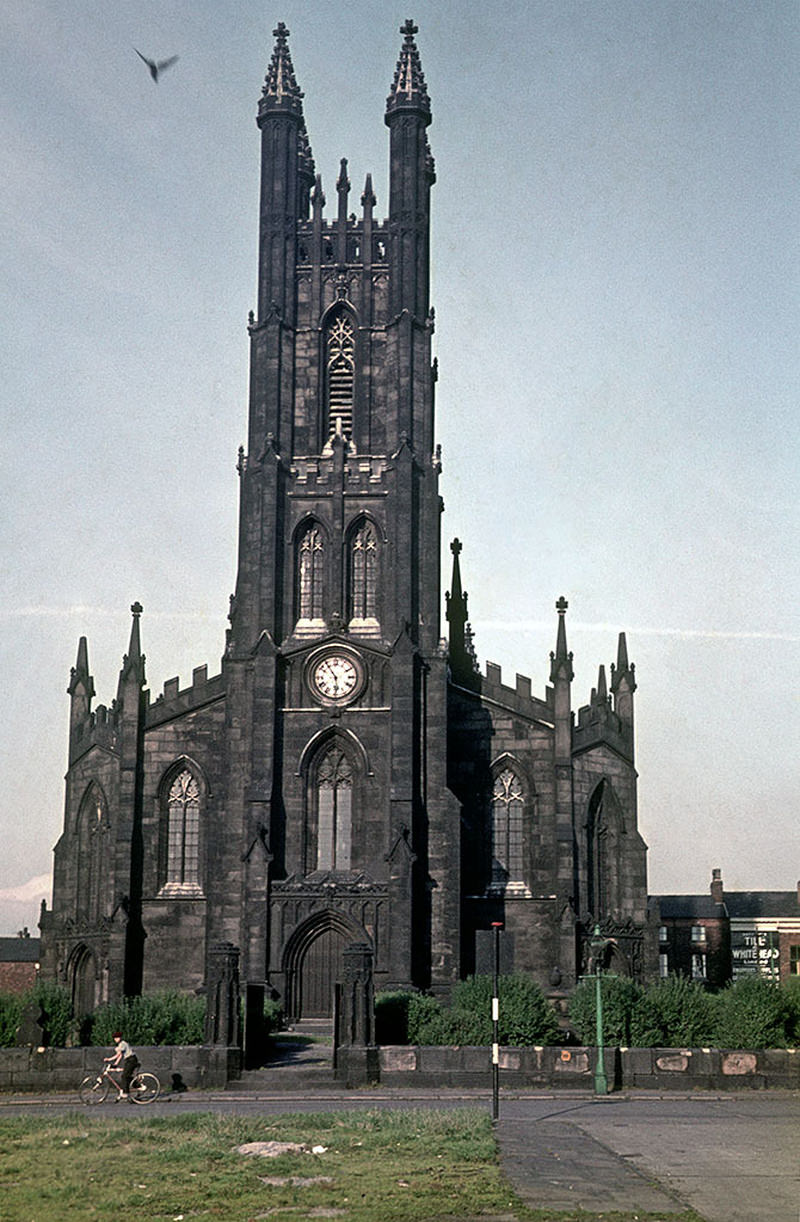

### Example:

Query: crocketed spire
xmin=386 ymin=19 xmax=431 ymax=120
xmin=259 ymin=22 xmax=305 ymax=117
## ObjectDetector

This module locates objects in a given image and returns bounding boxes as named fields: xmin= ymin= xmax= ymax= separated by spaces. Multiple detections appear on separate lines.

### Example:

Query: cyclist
xmin=104 ymin=1031 xmax=139 ymax=1100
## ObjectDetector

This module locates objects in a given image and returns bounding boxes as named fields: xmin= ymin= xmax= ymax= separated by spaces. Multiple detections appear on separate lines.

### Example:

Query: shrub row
xmin=4 ymin=973 xmax=800 ymax=1051
xmin=569 ymin=973 xmax=800 ymax=1049
xmin=377 ymin=973 xmax=800 ymax=1050
xmin=0 ymin=986 xmax=205 ymax=1048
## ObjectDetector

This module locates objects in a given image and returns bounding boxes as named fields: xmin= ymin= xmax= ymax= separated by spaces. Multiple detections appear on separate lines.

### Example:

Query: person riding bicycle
xmin=104 ymin=1031 xmax=139 ymax=1100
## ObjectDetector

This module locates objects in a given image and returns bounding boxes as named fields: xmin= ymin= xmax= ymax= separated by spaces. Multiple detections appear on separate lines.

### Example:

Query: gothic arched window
xmin=490 ymin=768 xmax=525 ymax=889
xmin=296 ymin=522 xmax=326 ymax=633
xmin=163 ymin=768 xmax=201 ymax=891
xmin=325 ymin=311 xmax=355 ymax=437
xmin=348 ymin=519 xmax=379 ymax=631
xmin=315 ymin=745 xmax=353 ymax=872
xmin=76 ymin=785 xmax=107 ymax=923
xmin=587 ymin=781 xmax=616 ymax=920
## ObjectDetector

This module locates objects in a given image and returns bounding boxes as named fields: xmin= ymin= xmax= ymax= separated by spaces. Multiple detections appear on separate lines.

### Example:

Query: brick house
xmin=655 ymin=869 xmax=800 ymax=986
xmin=0 ymin=935 xmax=40 ymax=994
xmin=39 ymin=23 xmax=652 ymax=1052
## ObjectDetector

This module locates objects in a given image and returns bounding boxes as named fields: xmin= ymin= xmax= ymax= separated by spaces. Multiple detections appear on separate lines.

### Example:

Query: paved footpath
xmin=3 ymin=1086 xmax=799 ymax=1221
xmin=496 ymin=1093 xmax=800 ymax=1222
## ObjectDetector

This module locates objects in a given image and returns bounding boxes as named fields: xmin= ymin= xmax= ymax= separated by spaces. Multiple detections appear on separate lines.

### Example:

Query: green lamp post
xmin=589 ymin=924 xmax=608 ymax=1096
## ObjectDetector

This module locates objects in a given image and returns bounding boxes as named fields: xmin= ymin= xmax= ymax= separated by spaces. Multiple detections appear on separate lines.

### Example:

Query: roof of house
xmin=653 ymin=891 xmax=799 ymax=921
xmin=724 ymin=891 xmax=799 ymax=919
xmin=655 ymin=895 xmax=725 ymax=920
xmin=0 ymin=937 xmax=40 ymax=963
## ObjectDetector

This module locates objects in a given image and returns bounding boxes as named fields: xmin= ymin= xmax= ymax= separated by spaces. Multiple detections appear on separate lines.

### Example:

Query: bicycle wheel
xmin=129 ymin=1072 xmax=160 ymax=1104
xmin=79 ymin=1074 xmax=109 ymax=1105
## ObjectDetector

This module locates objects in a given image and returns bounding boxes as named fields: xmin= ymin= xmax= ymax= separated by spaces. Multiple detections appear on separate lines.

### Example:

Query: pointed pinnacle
xmin=617 ymin=631 xmax=629 ymax=672
xmin=550 ymin=596 xmax=574 ymax=683
xmin=259 ymin=22 xmax=304 ymax=118
xmin=68 ymin=635 xmax=95 ymax=698
xmin=386 ymin=19 xmax=431 ymax=120
xmin=361 ymin=173 xmax=376 ymax=209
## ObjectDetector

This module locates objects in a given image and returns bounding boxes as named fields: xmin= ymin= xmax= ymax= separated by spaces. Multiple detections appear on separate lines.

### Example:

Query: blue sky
xmin=2 ymin=0 xmax=798 ymax=934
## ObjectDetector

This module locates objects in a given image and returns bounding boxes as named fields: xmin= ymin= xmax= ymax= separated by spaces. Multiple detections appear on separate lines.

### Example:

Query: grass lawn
xmin=0 ymin=1108 xmax=701 ymax=1222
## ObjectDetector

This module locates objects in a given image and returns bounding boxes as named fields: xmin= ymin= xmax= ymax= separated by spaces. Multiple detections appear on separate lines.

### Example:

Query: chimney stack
xmin=710 ymin=868 xmax=724 ymax=904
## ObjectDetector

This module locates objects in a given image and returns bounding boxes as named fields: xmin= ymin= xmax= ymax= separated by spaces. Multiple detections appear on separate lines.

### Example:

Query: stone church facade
xmin=40 ymin=23 xmax=652 ymax=1036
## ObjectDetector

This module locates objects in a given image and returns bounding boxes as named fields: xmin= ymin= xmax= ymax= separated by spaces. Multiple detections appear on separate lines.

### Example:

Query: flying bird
xmin=135 ymin=49 xmax=179 ymax=83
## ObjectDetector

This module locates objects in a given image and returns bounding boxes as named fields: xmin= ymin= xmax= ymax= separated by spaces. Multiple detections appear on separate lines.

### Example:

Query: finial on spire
xmin=550 ymin=595 xmax=574 ymax=683
xmin=386 ymin=18 xmax=431 ymax=121
xmin=119 ymin=601 xmax=146 ymax=689
xmin=259 ymin=22 xmax=305 ymax=119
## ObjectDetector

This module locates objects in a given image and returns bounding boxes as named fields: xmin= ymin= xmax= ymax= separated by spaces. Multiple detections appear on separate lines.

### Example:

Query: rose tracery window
xmin=316 ymin=746 xmax=353 ymax=872
xmin=490 ymin=768 xmax=525 ymax=888
xmin=326 ymin=312 xmax=355 ymax=437
xmin=166 ymin=770 xmax=200 ymax=888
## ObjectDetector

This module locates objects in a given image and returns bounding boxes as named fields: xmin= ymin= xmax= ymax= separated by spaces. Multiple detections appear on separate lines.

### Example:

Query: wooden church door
xmin=299 ymin=926 xmax=348 ymax=1018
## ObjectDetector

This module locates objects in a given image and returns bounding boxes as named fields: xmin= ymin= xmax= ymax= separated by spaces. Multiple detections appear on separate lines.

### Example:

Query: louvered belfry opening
xmin=326 ymin=312 xmax=355 ymax=437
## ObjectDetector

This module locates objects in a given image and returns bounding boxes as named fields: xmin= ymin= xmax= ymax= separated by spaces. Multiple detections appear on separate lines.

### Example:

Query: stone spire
xmin=549 ymin=596 xmax=574 ymax=684
xmin=446 ymin=538 xmax=478 ymax=685
xmin=258 ymin=22 xmax=305 ymax=118
xmin=118 ymin=601 xmax=146 ymax=690
xmin=385 ymin=19 xmax=431 ymax=120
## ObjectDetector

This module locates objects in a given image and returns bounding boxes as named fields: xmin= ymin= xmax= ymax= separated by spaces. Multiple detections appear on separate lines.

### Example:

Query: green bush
xmin=0 ymin=983 xmax=74 ymax=1048
xmin=781 ymin=977 xmax=800 ymax=1046
xmin=568 ymin=975 xmax=643 ymax=1046
xmin=403 ymin=975 xmax=560 ymax=1047
xmin=375 ymin=990 xmax=415 ymax=1044
xmin=407 ymin=992 xmax=449 ymax=1044
xmin=89 ymin=990 xmax=205 ymax=1046
xmin=31 ymin=980 xmax=74 ymax=1047
xmin=263 ymin=996 xmax=282 ymax=1035
xmin=711 ymin=976 xmax=791 ymax=1049
xmin=630 ymin=975 xmax=715 ymax=1047
xmin=0 ymin=992 xmax=24 ymax=1048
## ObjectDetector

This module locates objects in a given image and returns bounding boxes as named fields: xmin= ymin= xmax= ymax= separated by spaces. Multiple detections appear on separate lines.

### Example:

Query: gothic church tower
xmin=216 ymin=20 xmax=459 ymax=1020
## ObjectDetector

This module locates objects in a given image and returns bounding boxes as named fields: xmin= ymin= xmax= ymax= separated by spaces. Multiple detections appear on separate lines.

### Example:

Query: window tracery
xmin=348 ymin=520 xmax=379 ymax=631
xmin=165 ymin=769 xmax=200 ymax=889
xmin=490 ymin=767 xmax=525 ymax=889
xmin=325 ymin=312 xmax=355 ymax=436
xmin=296 ymin=524 xmax=325 ymax=631
xmin=315 ymin=746 xmax=353 ymax=872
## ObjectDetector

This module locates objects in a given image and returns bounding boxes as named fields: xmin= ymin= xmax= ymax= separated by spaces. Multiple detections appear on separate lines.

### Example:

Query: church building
xmin=40 ymin=22 xmax=652 ymax=1037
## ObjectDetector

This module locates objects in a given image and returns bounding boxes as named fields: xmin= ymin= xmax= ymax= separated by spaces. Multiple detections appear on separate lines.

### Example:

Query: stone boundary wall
xmin=2 ymin=1044 xmax=798 ymax=1092
xmin=379 ymin=1045 xmax=800 ymax=1090
xmin=0 ymin=1045 xmax=241 ymax=1093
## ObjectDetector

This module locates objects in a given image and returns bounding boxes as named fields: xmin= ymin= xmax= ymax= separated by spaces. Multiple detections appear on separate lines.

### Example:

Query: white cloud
xmin=0 ymin=873 xmax=52 ymax=903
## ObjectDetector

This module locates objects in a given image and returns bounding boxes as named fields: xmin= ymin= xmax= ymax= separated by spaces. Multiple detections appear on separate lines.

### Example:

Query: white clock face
xmin=312 ymin=654 xmax=359 ymax=700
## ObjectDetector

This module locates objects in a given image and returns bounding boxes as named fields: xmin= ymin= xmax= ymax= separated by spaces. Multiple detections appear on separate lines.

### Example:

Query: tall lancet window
xmin=77 ymin=785 xmax=107 ymax=923
xmin=166 ymin=769 xmax=200 ymax=889
xmin=348 ymin=519 xmax=378 ymax=632
xmin=586 ymin=783 xmax=609 ymax=920
xmin=490 ymin=768 xmax=525 ymax=890
xmin=326 ymin=312 xmax=355 ymax=437
xmin=296 ymin=523 xmax=325 ymax=633
xmin=316 ymin=746 xmax=353 ymax=872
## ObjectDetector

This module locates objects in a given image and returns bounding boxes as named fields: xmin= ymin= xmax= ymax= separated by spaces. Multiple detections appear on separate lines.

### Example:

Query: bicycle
xmin=79 ymin=1063 xmax=161 ymax=1105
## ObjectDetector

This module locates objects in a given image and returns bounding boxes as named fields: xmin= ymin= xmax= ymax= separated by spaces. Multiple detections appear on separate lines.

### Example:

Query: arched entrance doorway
xmin=284 ymin=914 xmax=365 ymax=1020
xmin=69 ymin=945 xmax=97 ymax=1019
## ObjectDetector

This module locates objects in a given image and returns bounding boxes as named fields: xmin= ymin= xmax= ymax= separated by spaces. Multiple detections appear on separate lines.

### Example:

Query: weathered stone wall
xmin=378 ymin=1045 xmax=800 ymax=1090
xmin=0 ymin=1045 xmax=240 ymax=1093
